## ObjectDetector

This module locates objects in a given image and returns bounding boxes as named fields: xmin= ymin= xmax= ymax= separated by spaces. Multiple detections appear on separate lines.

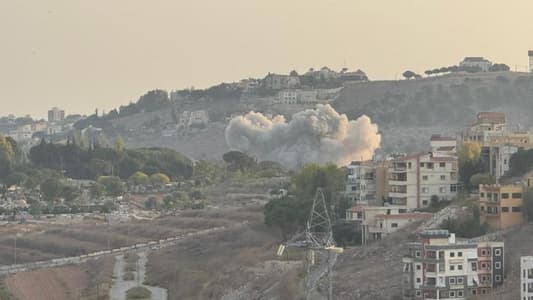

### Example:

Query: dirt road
xmin=109 ymin=252 xmax=167 ymax=300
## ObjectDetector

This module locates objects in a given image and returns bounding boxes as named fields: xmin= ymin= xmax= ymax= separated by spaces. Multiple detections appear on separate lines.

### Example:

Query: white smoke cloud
xmin=225 ymin=104 xmax=381 ymax=168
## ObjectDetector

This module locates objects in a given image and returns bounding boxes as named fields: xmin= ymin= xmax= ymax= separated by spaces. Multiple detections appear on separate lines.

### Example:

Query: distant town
xmin=1 ymin=52 xmax=533 ymax=299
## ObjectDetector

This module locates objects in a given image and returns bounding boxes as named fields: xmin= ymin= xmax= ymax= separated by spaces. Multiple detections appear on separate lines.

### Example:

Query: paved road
xmin=109 ymin=252 xmax=167 ymax=300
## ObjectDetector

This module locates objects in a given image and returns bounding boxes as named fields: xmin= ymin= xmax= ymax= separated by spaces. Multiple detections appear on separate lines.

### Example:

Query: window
xmin=415 ymin=290 xmax=421 ymax=297
xmin=441 ymin=175 xmax=446 ymax=180
xmin=420 ymin=163 xmax=425 ymax=167
xmin=494 ymin=207 xmax=499 ymax=214
xmin=513 ymin=206 xmax=522 ymax=213
xmin=457 ymin=277 xmax=464 ymax=284
xmin=422 ymin=187 xmax=429 ymax=193
xmin=458 ymin=264 xmax=463 ymax=271
xmin=502 ymin=207 xmax=509 ymax=212
xmin=391 ymin=223 xmax=398 ymax=228
xmin=480 ymin=192 xmax=485 ymax=197
xmin=427 ymin=163 xmax=434 ymax=169
xmin=458 ymin=252 xmax=463 ymax=257
xmin=495 ymin=262 xmax=501 ymax=269
xmin=440 ymin=162 xmax=446 ymax=168
xmin=408 ymin=162 xmax=412 ymax=169
xmin=415 ymin=251 xmax=421 ymax=257
xmin=416 ymin=277 xmax=421 ymax=283
xmin=422 ymin=200 xmax=428 ymax=205
xmin=495 ymin=249 xmax=502 ymax=256
xmin=450 ymin=265 xmax=455 ymax=271
xmin=512 ymin=193 xmax=523 ymax=199
xmin=481 ymin=206 xmax=485 ymax=211
xmin=495 ymin=275 xmax=502 ymax=282
xmin=416 ymin=264 xmax=421 ymax=270
xmin=501 ymin=193 xmax=509 ymax=199
xmin=450 ymin=252 xmax=455 ymax=257
xmin=422 ymin=175 xmax=428 ymax=181
xmin=471 ymin=262 xmax=477 ymax=271
xmin=449 ymin=277 xmax=456 ymax=284
xmin=487 ymin=207 xmax=493 ymax=213
xmin=458 ymin=290 xmax=464 ymax=297
xmin=449 ymin=291 xmax=456 ymax=297
xmin=450 ymin=185 xmax=458 ymax=192
xmin=440 ymin=187 xmax=446 ymax=193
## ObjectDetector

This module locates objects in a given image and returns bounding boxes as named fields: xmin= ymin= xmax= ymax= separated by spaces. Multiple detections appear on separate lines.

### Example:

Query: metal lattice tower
xmin=306 ymin=188 xmax=334 ymax=249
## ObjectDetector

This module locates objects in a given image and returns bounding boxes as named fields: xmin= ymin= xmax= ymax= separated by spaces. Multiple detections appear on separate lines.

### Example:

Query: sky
xmin=1 ymin=0 xmax=533 ymax=119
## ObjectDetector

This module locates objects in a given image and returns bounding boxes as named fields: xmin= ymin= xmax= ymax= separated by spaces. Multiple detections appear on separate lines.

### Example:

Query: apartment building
xmin=345 ymin=161 xmax=389 ymax=205
xmin=521 ymin=256 xmax=533 ymax=300
xmin=48 ymin=107 xmax=65 ymax=123
xmin=402 ymin=230 xmax=504 ymax=300
xmin=389 ymin=153 xmax=459 ymax=209
xmin=461 ymin=112 xmax=506 ymax=146
xmin=479 ymin=183 xmax=525 ymax=230
xmin=487 ymin=132 xmax=533 ymax=180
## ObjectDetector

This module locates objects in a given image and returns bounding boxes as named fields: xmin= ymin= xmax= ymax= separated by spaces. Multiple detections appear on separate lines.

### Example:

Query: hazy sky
xmin=1 ymin=0 xmax=533 ymax=118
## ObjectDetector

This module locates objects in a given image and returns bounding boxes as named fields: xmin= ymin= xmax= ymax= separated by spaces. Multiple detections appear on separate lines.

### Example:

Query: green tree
xmin=97 ymin=176 xmax=124 ymax=197
xmin=0 ymin=136 xmax=15 ymax=178
xmin=150 ymin=173 xmax=170 ymax=186
xmin=61 ymin=185 xmax=81 ymax=202
xmin=114 ymin=136 xmax=125 ymax=152
xmin=145 ymin=196 xmax=159 ymax=210
xmin=469 ymin=173 xmax=495 ymax=188
xmin=4 ymin=172 xmax=28 ymax=188
xmin=41 ymin=178 xmax=62 ymax=202
xmin=102 ymin=199 xmax=116 ymax=213
xmin=458 ymin=142 xmax=481 ymax=166
xmin=128 ymin=171 xmax=150 ymax=186
xmin=222 ymin=151 xmax=257 ymax=173
xmin=523 ymin=187 xmax=533 ymax=222
xmin=509 ymin=149 xmax=533 ymax=177
xmin=402 ymin=70 xmax=416 ymax=80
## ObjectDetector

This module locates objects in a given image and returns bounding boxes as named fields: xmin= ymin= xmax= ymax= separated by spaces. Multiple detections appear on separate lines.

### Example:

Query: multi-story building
xmin=48 ymin=107 xmax=65 ymax=123
xmin=479 ymin=183 xmax=525 ymax=230
xmin=402 ymin=230 xmax=504 ymax=300
xmin=345 ymin=161 xmax=390 ymax=205
xmin=521 ymin=256 xmax=533 ymax=300
xmin=389 ymin=152 xmax=459 ymax=209
xmin=487 ymin=132 xmax=533 ymax=180
xmin=262 ymin=73 xmax=300 ymax=90
xmin=274 ymin=90 xmax=298 ymax=104
xmin=430 ymin=135 xmax=457 ymax=156
xmin=461 ymin=112 xmax=506 ymax=147
xmin=459 ymin=57 xmax=493 ymax=72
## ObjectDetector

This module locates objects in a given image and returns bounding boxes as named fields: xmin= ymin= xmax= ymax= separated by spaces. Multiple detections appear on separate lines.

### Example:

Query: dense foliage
xmin=263 ymin=163 xmax=346 ymax=239
xmin=29 ymin=140 xmax=193 ymax=181
xmin=509 ymin=149 xmax=533 ymax=177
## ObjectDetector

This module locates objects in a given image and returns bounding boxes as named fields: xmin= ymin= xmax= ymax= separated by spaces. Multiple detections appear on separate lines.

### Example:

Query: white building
xmin=389 ymin=152 xmax=459 ymax=209
xmin=459 ymin=57 xmax=493 ymax=72
xmin=275 ymin=90 xmax=298 ymax=104
xmin=346 ymin=204 xmax=431 ymax=244
xmin=345 ymin=162 xmax=377 ymax=204
xmin=48 ymin=107 xmax=65 ymax=122
xmin=430 ymin=134 xmax=457 ymax=157
xmin=522 ymin=256 xmax=533 ymax=300
xmin=403 ymin=230 xmax=505 ymax=299
xmin=179 ymin=110 xmax=209 ymax=129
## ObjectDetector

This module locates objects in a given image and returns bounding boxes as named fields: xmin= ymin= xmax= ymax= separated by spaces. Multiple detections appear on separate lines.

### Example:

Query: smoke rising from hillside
xmin=225 ymin=104 xmax=381 ymax=168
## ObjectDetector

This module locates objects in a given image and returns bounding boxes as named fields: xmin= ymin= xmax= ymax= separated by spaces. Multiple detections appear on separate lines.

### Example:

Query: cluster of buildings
xmin=345 ymin=134 xmax=460 ymax=243
xmin=0 ymin=107 xmax=80 ymax=143
xmin=273 ymin=88 xmax=341 ymax=105
xmin=402 ymin=230 xmax=504 ymax=299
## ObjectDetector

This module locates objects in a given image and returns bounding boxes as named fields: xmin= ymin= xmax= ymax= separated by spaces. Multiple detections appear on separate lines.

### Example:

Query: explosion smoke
xmin=225 ymin=104 xmax=381 ymax=168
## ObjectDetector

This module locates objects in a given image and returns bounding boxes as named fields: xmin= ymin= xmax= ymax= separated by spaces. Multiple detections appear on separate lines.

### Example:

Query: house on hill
xmin=459 ymin=57 xmax=493 ymax=72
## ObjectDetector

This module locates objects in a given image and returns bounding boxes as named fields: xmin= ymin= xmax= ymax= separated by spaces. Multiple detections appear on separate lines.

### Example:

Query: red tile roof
xmin=477 ymin=112 xmax=505 ymax=122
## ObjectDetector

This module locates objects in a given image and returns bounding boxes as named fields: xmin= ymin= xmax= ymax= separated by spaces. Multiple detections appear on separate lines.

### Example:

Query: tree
xmin=458 ymin=142 xmax=481 ymax=166
xmin=128 ymin=171 xmax=150 ymax=186
xmin=101 ymin=199 xmax=116 ymax=213
xmin=0 ymin=136 xmax=15 ymax=178
xmin=97 ymin=176 xmax=124 ymax=197
xmin=41 ymin=178 xmax=62 ymax=202
xmin=4 ymin=172 xmax=27 ymax=188
xmin=424 ymin=70 xmax=433 ymax=77
xmin=509 ymin=149 xmax=533 ymax=177
xmin=289 ymin=70 xmax=299 ymax=77
xmin=402 ymin=70 xmax=416 ymax=80
xmin=490 ymin=63 xmax=510 ymax=72
xmin=523 ymin=187 xmax=533 ymax=222
xmin=222 ymin=151 xmax=257 ymax=173
xmin=145 ymin=196 xmax=159 ymax=210
xmin=114 ymin=136 xmax=125 ymax=152
xmin=62 ymin=185 xmax=81 ymax=202
xmin=150 ymin=173 xmax=170 ymax=186
xmin=469 ymin=173 xmax=495 ymax=188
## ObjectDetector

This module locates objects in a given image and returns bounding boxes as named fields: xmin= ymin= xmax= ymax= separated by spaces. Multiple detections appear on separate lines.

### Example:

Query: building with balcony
xmin=346 ymin=204 xmax=429 ymax=244
xmin=48 ymin=107 xmax=65 ymax=123
xmin=345 ymin=161 xmax=390 ymax=205
xmin=389 ymin=153 xmax=459 ymax=209
xmin=479 ymin=183 xmax=525 ymax=230
xmin=402 ymin=230 xmax=504 ymax=300
xmin=521 ymin=256 xmax=533 ymax=300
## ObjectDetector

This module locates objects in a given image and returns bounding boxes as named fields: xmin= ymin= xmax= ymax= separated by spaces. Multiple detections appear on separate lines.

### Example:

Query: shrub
xmin=126 ymin=286 xmax=151 ymax=299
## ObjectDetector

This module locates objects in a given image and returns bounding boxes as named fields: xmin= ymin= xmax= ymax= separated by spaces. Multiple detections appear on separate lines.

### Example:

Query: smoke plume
xmin=225 ymin=104 xmax=381 ymax=168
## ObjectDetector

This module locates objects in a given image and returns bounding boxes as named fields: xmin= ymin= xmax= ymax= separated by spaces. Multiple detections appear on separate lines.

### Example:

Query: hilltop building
xmin=402 ymin=230 xmax=504 ymax=300
xmin=48 ymin=107 xmax=65 ymax=122
xmin=478 ymin=183 xmax=525 ymax=230
xmin=459 ymin=57 xmax=493 ymax=72
xmin=521 ymin=256 xmax=533 ymax=300
xmin=261 ymin=73 xmax=300 ymax=90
